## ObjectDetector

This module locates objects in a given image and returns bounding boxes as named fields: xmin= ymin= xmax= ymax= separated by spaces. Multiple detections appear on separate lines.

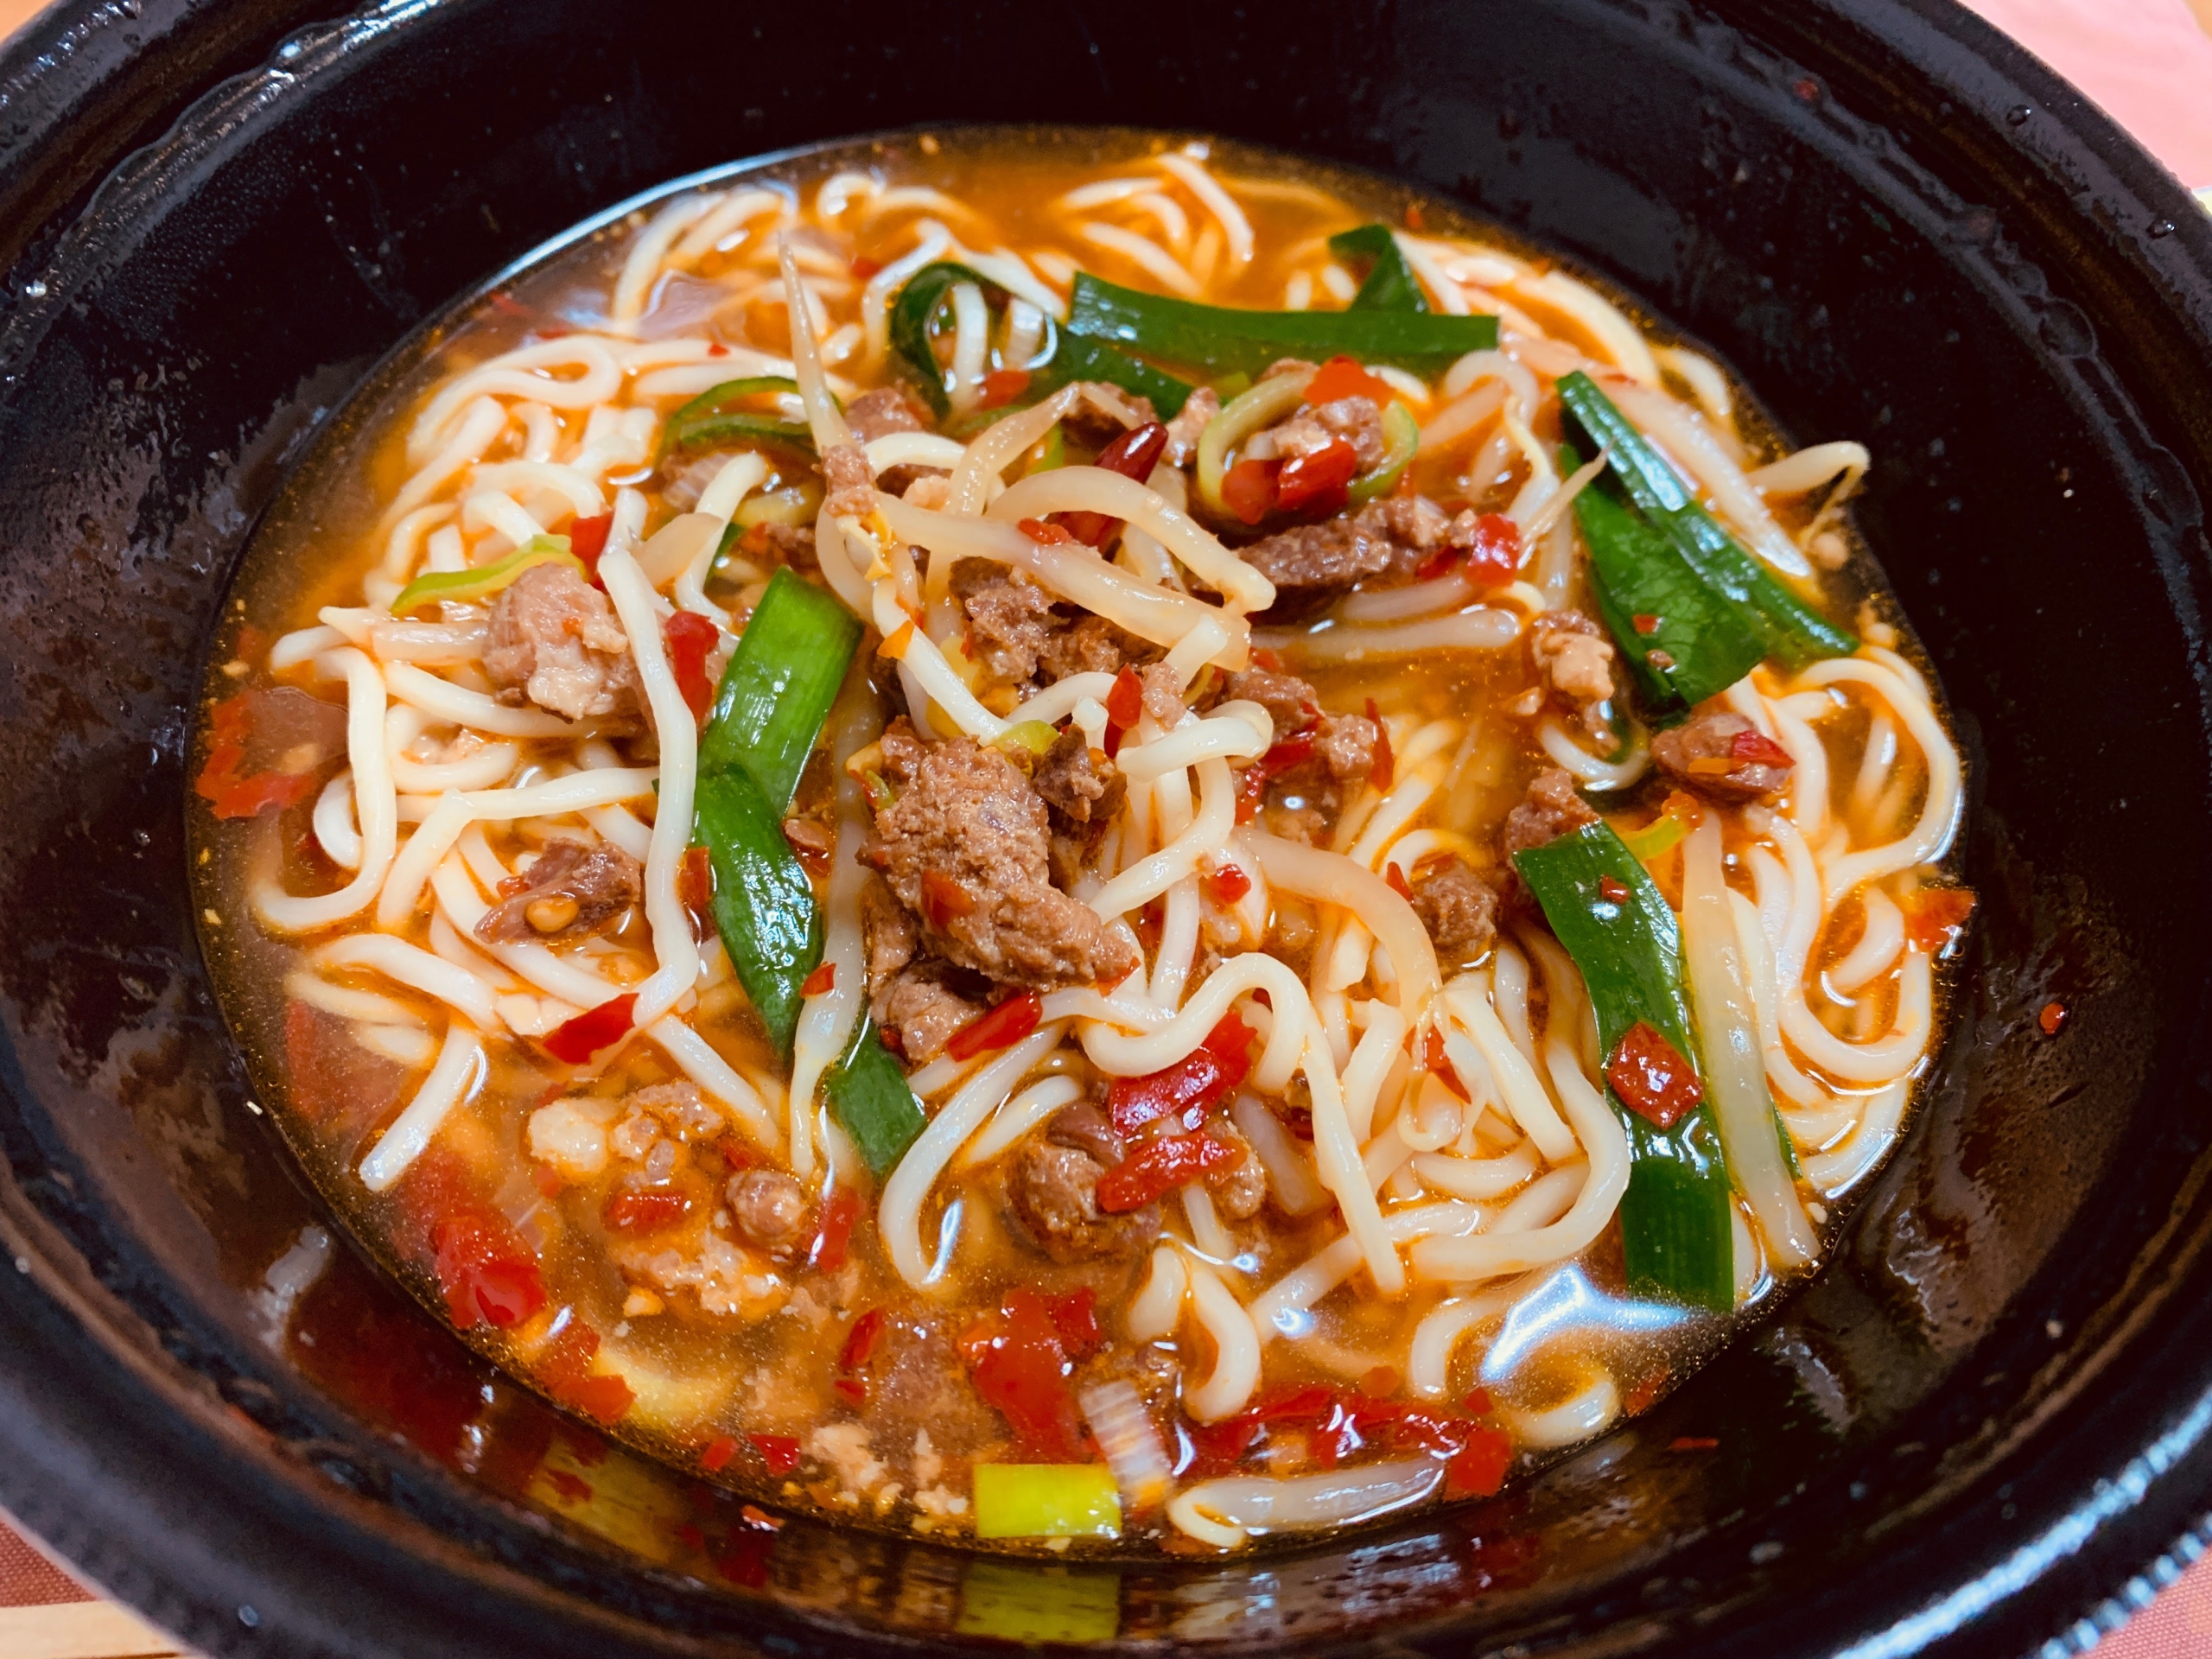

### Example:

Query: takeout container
xmin=2 ymin=2 xmax=2209 ymax=1654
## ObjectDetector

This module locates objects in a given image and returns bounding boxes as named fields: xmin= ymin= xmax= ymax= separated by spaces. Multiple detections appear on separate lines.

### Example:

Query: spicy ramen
xmin=189 ymin=131 xmax=1967 ymax=1554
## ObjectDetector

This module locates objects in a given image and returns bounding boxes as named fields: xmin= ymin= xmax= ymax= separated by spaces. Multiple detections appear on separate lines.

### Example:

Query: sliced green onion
xmin=1021 ymin=423 xmax=1066 ymax=477
xmin=1327 ymin=223 xmax=1430 ymax=314
xmin=1347 ymin=401 xmax=1420 ymax=504
xmin=700 ymin=569 xmax=862 ymax=811
xmin=1512 ymin=820 xmax=1735 ymax=1312
xmin=971 ymin=1463 xmax=1122 ymax=1539
xmin=733 ymin=481 xmax=822 ymax=531
xmin=1558 ymin=373 xmax=1856 ymax=667
xmin=664 ymin=376 xmax=817 ymax=457
xmin=1615 ymin=810 xmax=1687 ymax=862
xmin=1067 ymin=272 xmax=1497 ymax=378
xmin=823 ymin=1016 xmax=926 ymax=1175
xmin=390 ymin=536 xmax=579 ymax=616
xmin=694 ymin=766 xmax=820 ymax=1054
xmin=1193 ymin=368 xmax=1312 ymax=518
xmin=992 ymin=720 xmax=1057 ymax=761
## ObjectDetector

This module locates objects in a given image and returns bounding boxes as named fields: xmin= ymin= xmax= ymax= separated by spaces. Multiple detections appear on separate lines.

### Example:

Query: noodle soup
xmin=189 ymin=130 xmax=1966 ymax=1554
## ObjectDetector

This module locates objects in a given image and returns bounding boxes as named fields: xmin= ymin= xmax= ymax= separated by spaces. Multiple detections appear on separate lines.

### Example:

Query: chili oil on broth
xmin=187 ymin=128 xmax=1964 ymax=1558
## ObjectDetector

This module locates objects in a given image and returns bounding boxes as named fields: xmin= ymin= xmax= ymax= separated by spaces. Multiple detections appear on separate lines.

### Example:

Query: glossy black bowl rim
xmin=0 ymin=2 xmax=2210 ymax=1656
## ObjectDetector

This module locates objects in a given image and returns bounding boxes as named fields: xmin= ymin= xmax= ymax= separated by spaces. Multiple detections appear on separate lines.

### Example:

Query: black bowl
xmin=3 ymin=3 xmax=2210 ymax=1656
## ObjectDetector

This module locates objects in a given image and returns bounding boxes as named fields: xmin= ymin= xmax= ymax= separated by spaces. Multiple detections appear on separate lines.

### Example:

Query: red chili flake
xmin=832 ymin=1376 xmax=868 ymax=1407
xmin=1792 ymin=74 xmax=1821 ymax=102
xmin=1016 ymin=515 xmax=1078 ymax=546
xmin=1446 ymin=1427 xmax=1515 ymax=1498
xmin=800 ymin=961 xmax=836 ymax=997
xmin=716 ymin=1531 xmax=772 ymax=1587
xmin=1623 ymin=1368 xmax=1669 ymax=1417
xmin=1730 ymin=726 xmax=1795 ymax=767
xmin=1598 ymin=874 xmax=1630 ymax=904
xmin=1275 ymin=437 xmax=1360 ymax=517
xmin=1062 ymin=421 xmax=1170 ymax=545
xmin=1405 ymin=202 xmax=1427 ymax=231
xmin=1415 ymin=544 xmax=1465 ymax=584
xmin=920 ymin=868 xmax=976 ymax=927
xmin=700 ymin=1435 xmax=740 ymax=1473
xmin=193 ymin=693 xmax=322 ymax=821
xmin=1385 ymin=863 xmax=1414 ymax=901
xmin=547 ymin=1471 xmax=594 ymax=1503
xmin=664 ymin=610 xmax=721 ymax=722
xmin=810 ymin=1186 xmax=860 ymax=1273
xmin=1251 ymin=647 xmax=1283 ymax=672
xmin=720 ymin=1141 xmax=754 ymax=1173
xmin=532 ymin=1165 xmax=564 ymax=1199
xmin=1105 ymin=664 xmax=1144 ymax=729
xmin=1049 ymin=1287 xmax=1103 ymax=1357
xmin=749 ymin=1433 xmax=802 ymax=1476
xmin=959 ymin=1287 xmax=1087 ymax=1460
xmin=539 ymin=1324 xmax=635 ymax=1424
xmin=1360 ymin=1364 xmax=1402 ymax=1397
xmin=1222 ymin=456 xmax=1281 ymax=525
xmin=1424 ymin=1024 xmax=1471 ymax=1103
xmin=739 ymin=1503 xmax=784 ymax=1531
xmin=849 ymin=255 xmax=883 ymax=282
xmin=2038 ymin=1000 xmax=2069 ymax=1036
xmin=1462 ymin=1389 xmax=1494 ymax=1415
xmin=840 ymin=1308 xmax=887 ymax=1371
xmin=676 ymin=1522 xmax=707 ymax=1550
xmin=1234 ymin=731 xmax=1318 ymax=822
xmin=706 ymin=341 xmax=731 ymax=358
xmin=568 ymin=512 xmax=613 ymax=578
xmin=677 ymin=844 xmax=715 ymax=940
xmin=429 ymin=1217 xmax=545 ymax=1331
xmin=1464 ymin=513 xmax=1523 ymax=586
xmin=878 ymin=1024 xmax=907 ymax=1058
xmin=1632 ymin=613 xmax=1660 ymax=636
xmin=977 ymin=367 xmax=1032 ymax=410
xmin=1096 ymin=1131 xmax=1243 ymax=1213
xmin=1306 ymin=355 xmax=1398 ymax=408
xmin=1105 ymin=1010 xmax=1255 ymax=1136
xmin=944 ymin=989 xmax=1043 ymax=1061
xmin=1605 ymin=1020 xmax=1703 ymax=1129
xmin=543 ymin=992 xmax=638 ymax=1065
xmin=1367 ymin=697 xmax=1394 ymax=790
xmin=1205 ymin=863 xmax=1253 ymax=905
xmin=602 ymin=1189 xmax=694 ymax=1235
xmin=1901 ymin=886 xmax=1976 ymax=954
xmin=1670 ymin=1435 xmax=1721 ymax=1452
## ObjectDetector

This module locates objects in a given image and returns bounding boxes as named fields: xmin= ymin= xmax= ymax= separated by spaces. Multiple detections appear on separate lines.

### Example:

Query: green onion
xmin=1021 ymin=423 xmax=1065 ymax=477
xmin=823 ymin=1016 xmax=926 ymax=1175
xmin=1512 ymin=820 xmax=1735 ymax=1312
xmin=1066 ymin=272 xmax=1497 ymax=379
xmin=694 ymin=767 xmax=819 ymax=1054
xmin=732 ymin=481 xmax=821 ymax=531
xmin=1193 ymin=368 xmax=1311 ymax=518
xmin=971 ymin=1464 xmax=1122 ymax=1539
xmin=664 ymin=376 xmax=817 ymax=457
xmin=1558 ymin=373 xmax=1856 ymax=667
xmin=1563 ymin=440 xmax=1765 ymax=715
xmin=1348 ymin=402 xmax=1420 ymax=503
xmin=890 ymin=263 xmax=1193 ymax=418
xmin=700 ymin=569 xmax=861 ymax=811
xmin=1326 ymin=223 xmax=1429 ymax=313
xmin=1614 ymin=810 xmax=1687 ymax=862
xmin=992 ymin=720 xmax=1057 ymax=762
xmin=389 ymin=536 xmax=580 ymax=616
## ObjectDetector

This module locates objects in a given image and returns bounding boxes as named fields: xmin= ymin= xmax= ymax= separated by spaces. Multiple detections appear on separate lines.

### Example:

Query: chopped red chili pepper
xmin=739 ymin=1503 xmax=783 ymax=1531
xmin=1385 ymin=862 xmax=1414 ymax=900
xmin=801 ymin=961 xmax=836 ymax=997
xmin=1463 ymin=1388 xmax=1494 ymax=1415
xmin=1251 ymin=646 xmax=1282 ymax=672
xmin=1062 ymin=421 xmax=1171 ymax=545
xmin=1669 ymin=1436 xmax=1720 ymax=1452
xmin=1622 ymin=1369 xmax=1668 ymax=1416
xmin=1424 ymin=1023 xmax=1471 ymax=1103
xmin=832 ymin=1376 xmax=868 ymax=1406
xmin=1367 ymin=697 xmax=1393 ymax=790
xmin=1900 ymin=886 xmax=1976 ymax=954
xmin=1463 ymin=512 xmax=1522 ymax=586
xmin=533 ymin=1165 xmax=564 ymax=1198
xmin=194 ymin=693 xmax=322 ymax=821
xmin=1361 ymin=1364 xmax=1402 ymax=1396
xmin=920 ymin=868 xmax=976 ymax=927
xmin=1222 ymin=456 xmax=1281 ymax=525
xmin=1205 ymin=863 xmax=1252 ymax=905
xmin=539 ymin=1323 xmax=634 ymax=1423
xmin=1306 ymin=354 xmax=1398 ymax=408
xmin=1017 ymin=515 xmax=1078 ymax=546
xmin=1632 ymin=613 xmax=1660 ymax=635
xmin=1105 ymin=1010 xmax=1255 ymax=1136
xmin=837 ymin=1307 xmax=885 ymax=1372
xmin=543 ymin=992 xmax=639 ymax=1065
xmin=2038 ymin=1000 xmax=2069 ymax=1036
xmin=1095 ymin=1130 xmax=1243 ymax=1213
xmin=1414 ymin=543 xmax=1464 ymax=584
xmin=960 ymin=1287 xmax=1087 ymax=1461
xmin=568 ymin=512 xmax=613 ymax=578
xmin=429 ymin=1216 xmax=545 ymax=1331
xmin=1103 ymin=664 xmax=1144 ymax=757
xmin=602 ymin=1189 xmax=693 ymax=1235
xmin=978 ymin=367 xmax=1032 ymax=410
xmin=677 ymin=845 xmax=714 ymax=939
xmin=849 ymin=256 xmax=883 ymax=283
xmin=810 ymin=1186 xmax=860 ymax=1272
xmin=1729 ymin=726 xmax=1795 ymax=767
xmin=1274 ymin=436 xmax=1360 ymax=517
xmin=1446 ymin=1427 xmax=1516 ymax=1497
xmin=1234 ymin=732 xmax=1317 ymax=823
xmin=700 ymin=1434 xmax=740 ymax=1473
xmin=664 ymin=610 xmax=721 ymax=722
xmin=1605 ymin=1020 xmax=1703 ymax=1128
xmin=1598 ymin=874 xmax=1630 ymax=904
xmin=945 ymin=989 xmax=1043 ymax=1061
xmin=1049 ymin=1287 xmax=1103 ymax=1357
xmin=750 ymin=1433 xmax=802 ymax=1476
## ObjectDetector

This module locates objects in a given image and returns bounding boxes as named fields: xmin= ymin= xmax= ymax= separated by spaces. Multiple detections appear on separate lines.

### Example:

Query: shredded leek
xmin=390 ymin=536 xmax=580 ymax=616
xmin=971 ymin=1464 xmax=1122 ymax=1539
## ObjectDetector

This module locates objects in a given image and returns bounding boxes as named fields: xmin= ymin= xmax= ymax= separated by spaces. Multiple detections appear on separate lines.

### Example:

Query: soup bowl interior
xmin=1 ymin=3 xmax=2210 ymax=1656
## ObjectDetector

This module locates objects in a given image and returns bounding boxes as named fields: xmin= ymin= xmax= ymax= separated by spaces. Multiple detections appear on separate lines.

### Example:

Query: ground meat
xmin=1006 ymin=1103 xmax=1158 ymax=1262
xmin=1652 ymin=707 xmax=1796 ymax=803
xmin=1531 ymin=609 xmax=1618 ymax=741
xmin=1313 ymin=712 xmax=1378 ymax=782
xmin=868 ymin=1313 xmax=1000 ymax=1454
xmin=1267 ymin=396 xmax=1385 ymax=469
xmin=872 ymin=961 xmax=983 ymax=1065
xmin=1409 ymin=855 xmax=1500 ymax=963
xmin=1036 ymin=615 xmax=1133 ymax=682
xmin=1065 ymin=381 xmax=1157 ymax=443
xmin=861 ymin=722 xmax=1140 ymax=988
xmin=862 ymin=880 xmax=919 ymax=995
xmin=1162 ymin=385 xmax=1222 ymax=468
xmin=822 ymin=442 xmax=876 ymax=519
xmin=895 ymin=472 xmax=951 ymax=509
xmin=1222 ymin=668 xmax=1319 ymax=742
xmin=1033 ymin=728 xmax=1124 ymax=828
xmin=475 ymin=836 xmax=642 ymax=944
xmin=951 ymin=559 xmax=1057 ymax=684
xmin=844 ymin=385 xmax=932 ymax=443
xmin=747 ymin=522 xmax=817 ymax=570
xmin=1138 ymin=661 xmax=1186 ymax=725
xmin=483 ymin=563 xmax=642 ymax=722
xmin=1503 ymin=766 xmax=1599 ymax=857
xmin=1239 ymin=512 xmax=1396 ymax=597
xmin=1368 ymin=493 xmax=1454 ymax=555
xmin=728 ymin=1169 xmax=808 ymax=1249
xmin=1206 ymin=1121 xmax=1267 ymax=1220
